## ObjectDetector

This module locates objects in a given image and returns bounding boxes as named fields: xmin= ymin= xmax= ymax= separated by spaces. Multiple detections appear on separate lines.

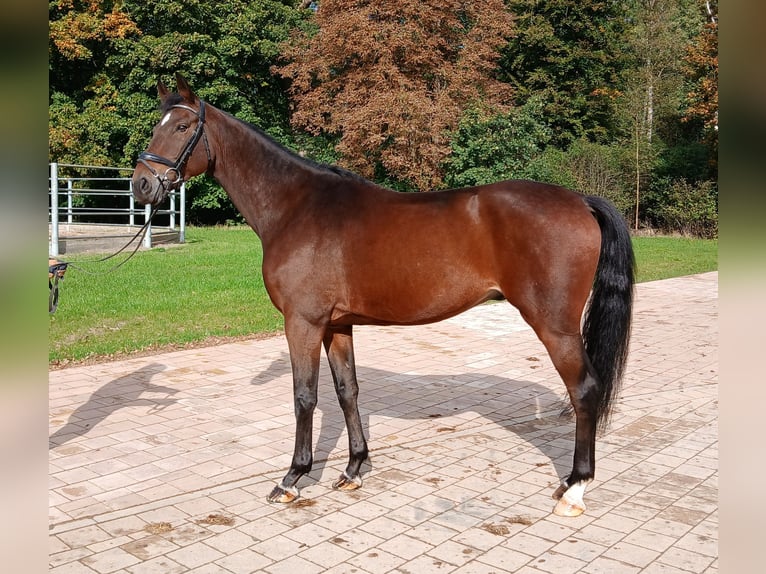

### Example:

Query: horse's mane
xmin=234 ymin=117 xmax=370 ymax=184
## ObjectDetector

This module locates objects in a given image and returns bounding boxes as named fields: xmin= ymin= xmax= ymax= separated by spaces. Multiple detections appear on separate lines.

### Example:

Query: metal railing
xmin=49 ymin=162 xmax=186 ymax=256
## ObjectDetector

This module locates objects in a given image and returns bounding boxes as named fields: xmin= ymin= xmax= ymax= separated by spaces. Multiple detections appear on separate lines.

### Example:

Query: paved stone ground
xmin=49 ymin=272 xmax=718 ymax=573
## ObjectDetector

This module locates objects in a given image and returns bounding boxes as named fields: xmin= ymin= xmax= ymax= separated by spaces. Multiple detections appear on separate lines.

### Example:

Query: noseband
xmin=138 ymin=100 xmax=212 ymax=191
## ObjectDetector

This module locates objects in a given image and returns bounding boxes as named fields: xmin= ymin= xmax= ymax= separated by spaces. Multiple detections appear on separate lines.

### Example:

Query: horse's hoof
xmin=267 ymin=483 xmax=299 ymax=503
xmin=552 ymin=479 xmax=588 ymax=516
xmin=332 ymin=473 xmax=363 ymax=491
xmin=553 ymin=497 xmax=586 ymax=517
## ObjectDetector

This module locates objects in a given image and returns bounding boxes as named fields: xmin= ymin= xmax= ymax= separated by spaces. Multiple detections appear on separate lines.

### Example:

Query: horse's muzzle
xmin=132 ymin=173 xmax=171 ymax=206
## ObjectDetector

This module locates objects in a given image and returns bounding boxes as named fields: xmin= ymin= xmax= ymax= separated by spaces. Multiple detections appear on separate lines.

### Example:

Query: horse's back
xmin=347 ymin=179 xmax=601 ymax=268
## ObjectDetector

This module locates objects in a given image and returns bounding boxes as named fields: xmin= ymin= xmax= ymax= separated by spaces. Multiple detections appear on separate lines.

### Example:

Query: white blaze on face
xmin=161 ymin=111 xmax=173 ymax=126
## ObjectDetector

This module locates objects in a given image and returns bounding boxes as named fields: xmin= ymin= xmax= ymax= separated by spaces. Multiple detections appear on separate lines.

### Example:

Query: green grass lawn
xmin=632 ymin=235 xmax=717 ymax=283
xmin=49 ymin=226 xmax=283 ymax=365
xmin=49 ymin=227 xmax=717 ymax=366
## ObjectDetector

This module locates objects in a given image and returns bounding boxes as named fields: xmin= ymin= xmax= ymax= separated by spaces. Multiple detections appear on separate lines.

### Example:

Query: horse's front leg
xmin=323 ymin=326 xmax=368 ymax=491
xmin=267 ymin=317 xmax=324 ymax=503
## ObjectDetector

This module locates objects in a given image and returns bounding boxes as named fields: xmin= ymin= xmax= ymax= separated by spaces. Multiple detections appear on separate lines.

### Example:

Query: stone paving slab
xmin=49 ymin=272 xmax=718 ymax=573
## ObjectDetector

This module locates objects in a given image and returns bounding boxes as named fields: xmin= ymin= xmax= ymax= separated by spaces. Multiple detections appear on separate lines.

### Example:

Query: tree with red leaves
xmin=276 ymin=0 xmax=514 ymax=190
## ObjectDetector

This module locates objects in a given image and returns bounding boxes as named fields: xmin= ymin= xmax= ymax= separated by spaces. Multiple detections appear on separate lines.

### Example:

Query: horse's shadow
xmin=49 ymin=363 xmax=178 ymax=449
xmin=251 ymin=352 xmax=574 ymax=486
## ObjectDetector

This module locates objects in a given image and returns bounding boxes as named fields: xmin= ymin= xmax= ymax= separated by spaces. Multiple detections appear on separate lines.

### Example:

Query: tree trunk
xmin=635 ymin=120 xmax=640 ymax=231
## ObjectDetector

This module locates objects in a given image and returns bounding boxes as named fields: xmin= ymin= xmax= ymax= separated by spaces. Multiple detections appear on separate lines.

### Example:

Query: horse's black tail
xmin=582 ymin=195 xmax=635 ymax=431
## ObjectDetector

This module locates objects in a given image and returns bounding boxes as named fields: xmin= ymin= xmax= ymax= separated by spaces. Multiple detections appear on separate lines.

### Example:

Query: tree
xmin=49 ymin=1 xmax=141 ymax=165
xmin=500 ymin=0 xmax=630 ymax=147
xmin=624 ymin=0 xmax=697 ymax=145
xmin=443 ymin=97 xmax=551 ymax=188
xmin=275 ymin=0 xmax=515 ymax=190
xmin=50 ymin=1 xmax=308 ymax=160
xmin=49 ymin=0 xmax=140 ymax=99
xmin=48 ymin=0 xmax=717 ymax=234
xmin=606 ymin=0 xmax=699 ymax=229
xmin=682 ymin=1 xmax=717 ymax=149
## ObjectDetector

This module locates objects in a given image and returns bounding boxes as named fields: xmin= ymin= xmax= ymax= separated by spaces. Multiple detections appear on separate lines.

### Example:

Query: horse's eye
xmin=177 ymin=124 xmax=189 ymax=133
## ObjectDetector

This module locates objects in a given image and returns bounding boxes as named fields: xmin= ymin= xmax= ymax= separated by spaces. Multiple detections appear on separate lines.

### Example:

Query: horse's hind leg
xmin=535 ymin=328 xmax=601 ymax=517
xmin=323 ymin=326 xmax=368 ymax=490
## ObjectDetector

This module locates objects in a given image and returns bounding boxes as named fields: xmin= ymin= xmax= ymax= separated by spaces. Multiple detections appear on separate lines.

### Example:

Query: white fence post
xmin=169 ymin=190 xmax=176 ymax=229
xmin=180 ymin=183 xmax=186 ymax=243
xmin=49 ymin=163 xmax=59 ymax=257
xmin=129 ymin=179 xmax=135 ymax=226
xmin=66 ymin=179 xmax=73 ymax=225
xmin=143 ymin=203 xmax=152 ymax=249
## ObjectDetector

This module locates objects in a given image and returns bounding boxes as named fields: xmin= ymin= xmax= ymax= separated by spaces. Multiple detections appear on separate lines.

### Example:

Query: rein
xmin=48 ymin=261 xmax=68 ymax=314
xmin=137 ymin=100 xmax=211 ymax=191
xmin=48 ymin=206 xmax=159 ymax=313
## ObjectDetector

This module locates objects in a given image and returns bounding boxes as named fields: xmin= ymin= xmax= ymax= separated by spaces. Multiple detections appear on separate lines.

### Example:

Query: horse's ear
xmin=175 ymin=73 xmax=198 ymax=104
xmin=157 ymin=80 xmax=170 ymax=100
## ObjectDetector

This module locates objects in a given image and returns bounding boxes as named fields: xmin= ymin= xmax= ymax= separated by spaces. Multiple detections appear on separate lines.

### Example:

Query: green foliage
xmin=443 ymin=98 xmax=551 ymax=188
xmin=49 ymin=1 xmax=312 ymax=223
xmin=644 ymin=178 xmax=718 ymax=238
xmin=500 ymin=0 xmax=630 ymax=146
xmin=185 ymin=178 xmax=245 ymax=225
xmin=524 ymin=140 xmax=634 ymax=217
xmin=653 ymin=139 xmax=715 ymax=183
xmin=49 ymin=0 xmax=309 ymax=166
xmin=519 ymin=147 xmax=575 ymax=189
xmin=48 ymin=80 xmax=131 ymax=166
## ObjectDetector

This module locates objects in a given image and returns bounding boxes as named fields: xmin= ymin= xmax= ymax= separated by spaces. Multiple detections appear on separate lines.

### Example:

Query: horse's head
xmin=132 ymin=74 xmax=212 ymax=206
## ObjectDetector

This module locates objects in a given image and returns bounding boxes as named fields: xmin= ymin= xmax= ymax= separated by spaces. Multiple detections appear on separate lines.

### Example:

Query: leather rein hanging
xmin=48 ymin=208 xmax=159 ymax=313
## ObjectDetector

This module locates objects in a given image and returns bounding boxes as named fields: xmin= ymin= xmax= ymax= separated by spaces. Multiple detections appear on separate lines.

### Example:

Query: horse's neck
xmin=209 ymin=110 xmax=314 ymax=240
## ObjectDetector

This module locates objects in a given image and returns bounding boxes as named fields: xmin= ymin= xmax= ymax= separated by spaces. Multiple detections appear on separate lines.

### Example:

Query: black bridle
xmin=137 ymin=99 xmax=212 ymax=191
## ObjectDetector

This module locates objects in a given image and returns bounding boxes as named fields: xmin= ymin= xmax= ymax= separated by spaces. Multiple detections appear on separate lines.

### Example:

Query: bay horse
xmin=132 ymin=75 xmax=634 ymax=517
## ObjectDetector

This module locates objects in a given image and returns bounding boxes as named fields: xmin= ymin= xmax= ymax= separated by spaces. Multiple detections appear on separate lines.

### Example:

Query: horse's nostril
xmin=132 ymin=177 xmax=153 ymax=203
